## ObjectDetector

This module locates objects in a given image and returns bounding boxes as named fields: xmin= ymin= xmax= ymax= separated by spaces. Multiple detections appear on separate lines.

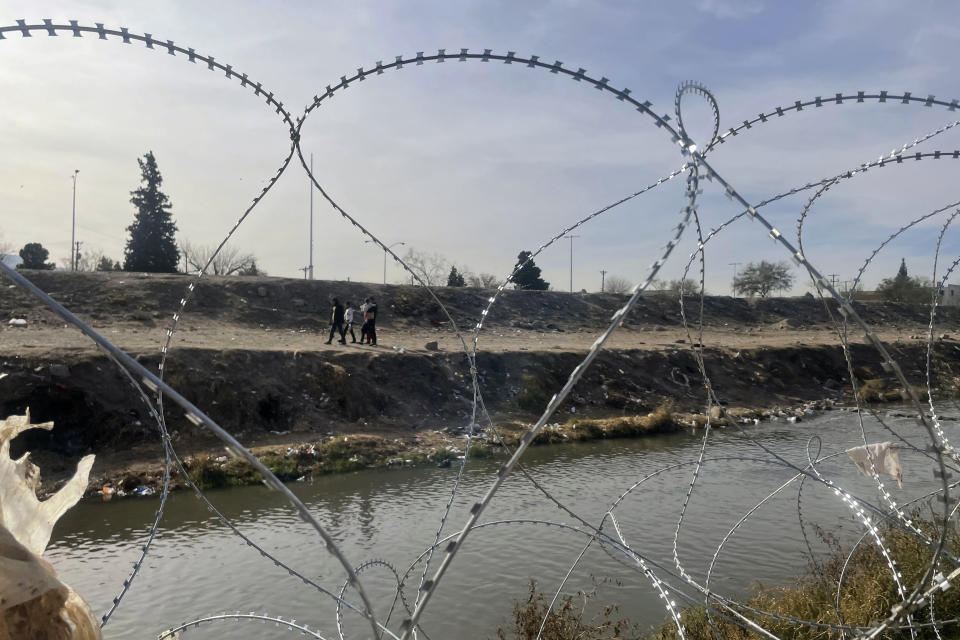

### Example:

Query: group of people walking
xmin=326 ymin=297 xmax=378 ymax=346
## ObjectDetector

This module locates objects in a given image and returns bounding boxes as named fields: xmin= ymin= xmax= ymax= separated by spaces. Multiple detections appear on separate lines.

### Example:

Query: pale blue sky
xmin=1 ymin=1 xmax=959 ymax=293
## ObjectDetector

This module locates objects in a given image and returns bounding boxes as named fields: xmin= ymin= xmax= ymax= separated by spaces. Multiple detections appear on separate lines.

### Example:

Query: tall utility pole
xmin=74 ymin=241 xmax=82 ymax=271
xmin=308 ymin=153 xmax=314 ymax=280
xmin=70 ymin=169 xmax=79 ymax=271
xmin=600 ymin=269 xmax=607 ymax=292
xmin=564 ymin=235 xmax=580 ymax=292
xmin=728 ymin=261 xmax=741 ymax=296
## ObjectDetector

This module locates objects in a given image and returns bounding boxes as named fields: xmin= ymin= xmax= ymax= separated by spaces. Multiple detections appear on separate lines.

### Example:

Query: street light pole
xmin=600 ymin=269 xmax=607 ymax=292
xmin=70 ymin=169 xmax=79 ymax=271
xmin=365 ymin=240 xmax=405 ymax=284
xmin=564 ymin=235 xmax=580 ymax=292
xmin=308 ymin=153 xmax=314 ymax=280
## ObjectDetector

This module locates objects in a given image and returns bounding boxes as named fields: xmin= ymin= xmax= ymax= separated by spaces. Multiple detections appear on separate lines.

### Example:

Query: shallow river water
xmin=47 ymin=410 xmax=952 ymax=639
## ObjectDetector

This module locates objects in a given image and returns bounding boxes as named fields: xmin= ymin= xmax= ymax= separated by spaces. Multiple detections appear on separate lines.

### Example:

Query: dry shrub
xmin=467 ymin=441 xmax=495 ymax=458
xmin=495 ymin=580 xmax=642 ymax=640
xmin=644 ymin=401 xmax=676 ymax=432
xmin=518 ymin=373 xmax=561 ymax=413
xmin=651 ymin=514 xmax=960 ymax=640
xmin=856 ymin=379 xmax=888 ymax=403
xmin=390 ymin=286 xmax=440 ymax=317
xmin=186 ymin=455 xmax=258 ymax=489
xmin=504 ymin=400 xmax=681 ymax=448
xmin=856 ymin=380 xmax=926 ymax=403
xmin=498 ymin=517 xmax=960 ymax=640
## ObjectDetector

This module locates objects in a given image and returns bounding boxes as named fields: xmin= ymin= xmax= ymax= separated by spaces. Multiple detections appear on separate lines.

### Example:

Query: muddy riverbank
xmin=1 ymin=270 xmax=958 ymax=493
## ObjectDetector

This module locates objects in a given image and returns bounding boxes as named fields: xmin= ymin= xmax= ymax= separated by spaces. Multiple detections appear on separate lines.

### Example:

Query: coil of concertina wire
xmin=4 ymin=19 xmax=960 ymax=640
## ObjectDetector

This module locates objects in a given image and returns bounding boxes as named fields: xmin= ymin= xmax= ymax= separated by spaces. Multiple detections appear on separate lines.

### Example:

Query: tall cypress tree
xmin=446 ymin=266 xmax=466 ymax=287
xmin=124 ymin=151 xmax=179 ymax=272
xmin=512 ymin=250 xmax=549 ymax=290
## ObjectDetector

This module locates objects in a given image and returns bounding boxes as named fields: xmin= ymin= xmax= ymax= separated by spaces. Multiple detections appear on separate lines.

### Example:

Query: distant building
xmin=943 ymin=284 xmax=960 ymax=307
xmin=0 ymin=253 xmax=22 ymax=269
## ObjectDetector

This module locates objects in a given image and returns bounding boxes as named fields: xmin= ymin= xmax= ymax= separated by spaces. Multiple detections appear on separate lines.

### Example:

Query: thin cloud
xmin=696 ymin=0 xmax=765 ymax=19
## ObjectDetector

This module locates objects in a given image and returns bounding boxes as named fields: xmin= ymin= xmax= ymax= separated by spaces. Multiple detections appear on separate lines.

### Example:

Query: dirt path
xmin=0 ymin=316 xmax=934 ymax=357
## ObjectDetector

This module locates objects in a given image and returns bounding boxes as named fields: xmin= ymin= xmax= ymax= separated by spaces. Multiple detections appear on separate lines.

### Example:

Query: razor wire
xmin=4 ymin=17 xmax=960 ymax=640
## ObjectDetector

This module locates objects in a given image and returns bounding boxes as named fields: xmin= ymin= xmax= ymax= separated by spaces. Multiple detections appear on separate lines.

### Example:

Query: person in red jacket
xmin=362 ymin=297 xmax=378 ymax=346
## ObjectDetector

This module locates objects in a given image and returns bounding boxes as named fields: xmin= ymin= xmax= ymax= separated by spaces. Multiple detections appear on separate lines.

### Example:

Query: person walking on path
xmin=325 ymin=297 xmax=346 ymax=344
xmin=364 ymin=296 xmax=378 ymax=346
xmin=359 ymin=298 xmax=370 ymax=344
xmin=344 ymin=301 xmax=358 ymax=343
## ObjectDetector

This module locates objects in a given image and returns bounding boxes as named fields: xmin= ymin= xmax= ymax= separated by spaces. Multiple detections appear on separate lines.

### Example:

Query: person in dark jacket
xmin=325 ymin=297 xmax=346 ymax=344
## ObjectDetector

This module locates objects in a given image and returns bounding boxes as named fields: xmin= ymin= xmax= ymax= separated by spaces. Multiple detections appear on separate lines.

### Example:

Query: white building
xmin=943 ymin=284 xmax=960 ymax=307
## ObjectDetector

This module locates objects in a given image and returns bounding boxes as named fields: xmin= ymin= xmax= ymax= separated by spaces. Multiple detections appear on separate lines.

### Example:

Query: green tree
xmin=733 ymin=260 xmax=793 ymax=297
xmin=96 ymin=255 xmax=116 ymax=271
xmin=238 ymin=260 xmax=266 ymax=277
xmin=467 ymin=272 xmax=498 ymax=288
xmin=124 ymin=151 xmax=179 ymax=272
xmin=446 ymin=266 xmax=466 ymax=287
xmin=18 ymin=242 xmax=55 ymax=269
xmin=876 ymin=258 xmax=929 ymax=303
xmin=512 ymin=251 xmax=549 ymax=290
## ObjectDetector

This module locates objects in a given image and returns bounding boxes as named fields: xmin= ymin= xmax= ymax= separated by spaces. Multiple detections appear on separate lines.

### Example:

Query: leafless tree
xmin=57 ymin=247 xmax=105 ymax=271
xmin=667 ymin=278 xmax=701 ymax=295
xmin=604 ymin=275 xmax=633 ymax=294
xmin=467 ymin=272 xmax=499 ymax=288
xmin=402 ymin=248 xmax=449 ymax=286
xmin=180 ymin=239 xmax=257 ymax=276
xmin=0 ymin=228 xmax=11 ymax=256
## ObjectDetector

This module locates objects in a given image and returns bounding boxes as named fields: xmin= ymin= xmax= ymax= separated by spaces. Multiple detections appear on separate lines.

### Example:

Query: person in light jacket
xmin=343 ymin=301 xmax=358 ymax=344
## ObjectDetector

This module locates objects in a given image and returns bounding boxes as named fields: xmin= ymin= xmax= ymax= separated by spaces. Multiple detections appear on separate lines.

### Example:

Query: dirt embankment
xmin=1 ymin=270 xmax=959 ymax=492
